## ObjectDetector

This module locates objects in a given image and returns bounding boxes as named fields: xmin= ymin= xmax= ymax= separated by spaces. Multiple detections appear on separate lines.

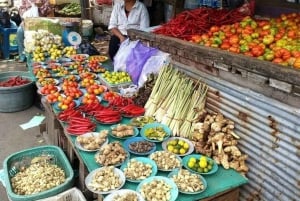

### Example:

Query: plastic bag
xmin=79 ymin=40 xmax=100 ymax=56
xmin=114 ymin=38 xmax=139 ymax=72
xmin=22 ymin=4 xmax=39 ymax=19
xmin=126 ymin=41 xmax=158 ymax=85
xmin=138 ymin=51 xmax=170 ymax=88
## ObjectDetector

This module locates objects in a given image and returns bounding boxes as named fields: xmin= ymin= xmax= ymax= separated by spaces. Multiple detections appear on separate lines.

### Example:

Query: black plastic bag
xmin=79 ymin=40 xmax=100 ymax=56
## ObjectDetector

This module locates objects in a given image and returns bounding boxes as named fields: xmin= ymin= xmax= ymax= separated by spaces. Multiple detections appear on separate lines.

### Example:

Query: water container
xmin=0 ymin=71 xmax=35 ymax=113
xmin=184 ymin=0 xmax=199 ymax=9
xmin=81 ymin=20 xmax=93 ymax=38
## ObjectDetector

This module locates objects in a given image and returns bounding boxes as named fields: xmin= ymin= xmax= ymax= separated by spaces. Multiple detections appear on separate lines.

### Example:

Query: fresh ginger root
xmin=192 ymin=111 xmax=249 ymax=175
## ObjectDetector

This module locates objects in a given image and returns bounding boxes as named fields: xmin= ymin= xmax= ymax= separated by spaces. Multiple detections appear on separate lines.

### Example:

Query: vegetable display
xmin=95 ymin=142 xmax=128 ymax=166
xmin=145 ymin=65 xmax=208 ymax=137
xmin=169 ymin=169 xmax=205 ymax=193
xmin=88 ymin=166 xmax=122 ymax=192
xmin=111 ymin=124 xmax=135 ymax=138
xmin=66 ymin=116 xmax=96 ymax=135
xmin=154 ymin=7 xmax=252 ymax=40
xmin=56 ymin=3 xmax=81 ymax=16
xmin=149 ymin=151 xmax=181 ymax=171
xmin=130 ymin=116 xmax=156 ymax=128
xmin=189 ymin=13 xmax=300 ymax=68
xmin=57 ymin=107 xmax=83 ymax=122
xmin=11 ymin=157 xmax=65 ymax=195
xmin=144 ymin=127 xmax=167 ymax=141
xmin=128 ymin=141 xmax=155 ymax=153
xmin=123 ymin=159 xmax=153 ymax=180
xmin=76 ymin=130 xmax=108 ymax=150
xmin=191 ymin=111 xmax=249 ymax=175
xmin=0 ymin=76 xmax=31 ymax=87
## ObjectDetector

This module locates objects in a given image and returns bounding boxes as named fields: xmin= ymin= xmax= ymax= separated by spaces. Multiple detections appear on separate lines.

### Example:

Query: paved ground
xmin=0 ymin=59 xmax=47 ymax=201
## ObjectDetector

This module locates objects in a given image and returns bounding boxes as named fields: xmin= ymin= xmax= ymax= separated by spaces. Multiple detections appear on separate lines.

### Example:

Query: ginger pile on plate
xmin=191 ymin=110 xmax=249 ymax=175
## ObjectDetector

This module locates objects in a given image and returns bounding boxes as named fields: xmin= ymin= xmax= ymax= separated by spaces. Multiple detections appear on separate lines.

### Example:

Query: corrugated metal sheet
xmin=174 ymin=62 xmax=300 ymax=201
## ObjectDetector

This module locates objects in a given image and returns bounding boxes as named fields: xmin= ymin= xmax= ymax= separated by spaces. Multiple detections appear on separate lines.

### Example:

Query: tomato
xmin=229 ymin=35 xmax=239 ymax=45
xmin=274 ymin=48 xmax=291 ymax=61
xmin=251 ymin=46 xmax=264 ymax=57
xmin=293 ymin=58 xmax=300 ymax=69
xmin=220 ymin=42 xmax=230 ymax=50
xmin=210 ymin=26 xmax=219 ymax=33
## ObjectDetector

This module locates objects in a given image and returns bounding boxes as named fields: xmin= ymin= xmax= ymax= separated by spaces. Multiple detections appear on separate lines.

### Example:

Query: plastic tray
xmin=3 ymin=145 xmax=74 ymax=201
xmin=36 ymin=187 xmax=86 ymax=201
xmin=98 ymin=74 xmax=132 ymax=92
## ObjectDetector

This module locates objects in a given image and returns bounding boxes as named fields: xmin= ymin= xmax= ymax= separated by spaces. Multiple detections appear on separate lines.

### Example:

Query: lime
xmin=179 ymin=148 xmax=186 ymax=155
xmin=204 ymin=168 xmax=209 ymax=173
xmin=199 ymin=160 xmax=207 ymax=168
xmin=207 ymin=164 xmax=213 ymax=171
xmin=197 ymin=168 xmax=204 ymax=173
xmin=209 ymin=160 xmax=214 ymax=166
xmin=188 ymin=161 xmax=195 ymax=168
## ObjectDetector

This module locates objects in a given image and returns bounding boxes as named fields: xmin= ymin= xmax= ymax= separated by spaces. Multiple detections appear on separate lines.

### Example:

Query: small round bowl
xmin=182 ymin=154 xmax=219 ymax=175
xmin=140 ymin=122 xmax=172 ymax=143
xmin=124 ymin=137 xmax=156 ymax=156
xmin=85 ymin=167 xmax=125 ymax=195
xmin=136 ymin=176 xmax=178 ymax=201
xmin=162 ymin=137 xmax=195 ymax=156
xmin=120 ymin=157 xmax=158 ymax=183
xmin=168 ymin=169 xmax=207 ymax=194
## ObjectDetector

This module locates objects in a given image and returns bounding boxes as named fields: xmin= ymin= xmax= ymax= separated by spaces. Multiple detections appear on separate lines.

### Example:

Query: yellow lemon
xmin=199 ymin=160 xmax=207 ymax=168
xmin=189 ymin=157 xmax=196 ymax=163
xmin=188 ymin=161 xmax=195 ymax=168
xmin=179 ymin=148 xmax=186 ymax=155
xmin=183 ymin=142 xmax=189 ymax=150
xmin=39 ymin=53 xmax=44 ymax=57
xmin=173 ymin=148 xmax=179 ymax=154
xmin=200 ymin=156 xmax=207 ymax=162
xmin=167 ymin=145 xmax=174 ymax=152
xmin=178 ymin=140 xmax=185 ymax=146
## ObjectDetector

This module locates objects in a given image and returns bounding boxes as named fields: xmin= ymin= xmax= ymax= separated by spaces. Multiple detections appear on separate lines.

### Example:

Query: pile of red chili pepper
xmin=154 ymin=7 xmax=252 ymax=40
xmin=57 ymin=108 xmax=83 ymax=122
xmin=93 ymin=108 xmax=122 ymax=124
xmin=119 ymin=104 xmax=145 ymax=117
xmin=0 ymin=76 xmax=31 ymax=87
xmin=77 ymin=102 xmax=106 ymax=116
xmin=109 ymin=96 xmax=134 ymax=110
xmin=66 ymin=116 xmax=96 ymax=135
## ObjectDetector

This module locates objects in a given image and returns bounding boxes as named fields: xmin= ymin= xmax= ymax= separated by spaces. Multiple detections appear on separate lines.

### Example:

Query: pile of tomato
xmin=190 ymin=13 xmax=300 ymax=69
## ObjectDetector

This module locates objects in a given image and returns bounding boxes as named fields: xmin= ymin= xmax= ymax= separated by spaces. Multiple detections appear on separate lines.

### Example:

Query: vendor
xmin=108 ymin=0 xmax=150 ymax=61
xmin=16 ymin=0 xmax=51 ymax=63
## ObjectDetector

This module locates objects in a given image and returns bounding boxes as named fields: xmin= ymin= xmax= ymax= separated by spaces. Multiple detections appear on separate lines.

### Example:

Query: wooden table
xmin=41 ymin=99 xmax=248 ymax=201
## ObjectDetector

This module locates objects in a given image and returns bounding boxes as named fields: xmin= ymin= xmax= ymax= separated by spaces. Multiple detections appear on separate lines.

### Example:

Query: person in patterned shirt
xmin=16 ymin=0 xmax=52 ymax=62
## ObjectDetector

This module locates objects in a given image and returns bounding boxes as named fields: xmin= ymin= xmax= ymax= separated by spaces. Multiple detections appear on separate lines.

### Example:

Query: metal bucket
xmin=0 ymin=71 xmax=35 ymax=113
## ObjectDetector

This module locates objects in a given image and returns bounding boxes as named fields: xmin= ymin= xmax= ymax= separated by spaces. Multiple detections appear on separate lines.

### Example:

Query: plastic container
xmin=3 ymin=145 xmax=74 ymax=201
xmin=81 ymin=20 xmax=93 ymax=37
xmin=36 ymin=187 xmax=86 ymax=201
xmin=0 ymin=26 xmax=18 ymax=59
xmin=0 ymin=71 xmax=35 ymax=113
xmin=184 ymin=0 xmax=199 ymax=9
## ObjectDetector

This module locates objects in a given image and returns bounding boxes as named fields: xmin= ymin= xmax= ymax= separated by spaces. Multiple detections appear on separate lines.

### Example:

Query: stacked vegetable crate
xmin=3 ymin=146 xmax=74 ymax=201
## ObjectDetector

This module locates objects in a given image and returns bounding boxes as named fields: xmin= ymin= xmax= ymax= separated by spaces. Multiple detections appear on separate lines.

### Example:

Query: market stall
xmin=23 ymin=50 xmax=249 ymax=200
xmin=1 ymin=1 xmax=299 ymax=201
